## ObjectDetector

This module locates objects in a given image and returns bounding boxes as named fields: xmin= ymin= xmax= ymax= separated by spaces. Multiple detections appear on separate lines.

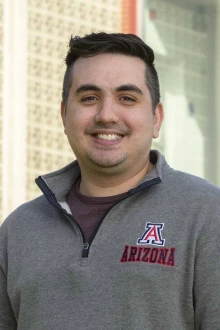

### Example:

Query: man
xmin=0 ymin=32 xmax=220 ymax=330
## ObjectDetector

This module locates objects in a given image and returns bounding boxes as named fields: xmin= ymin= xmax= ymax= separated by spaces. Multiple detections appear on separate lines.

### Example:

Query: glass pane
xmin=142 ymin=0 xmax=219 ymax=185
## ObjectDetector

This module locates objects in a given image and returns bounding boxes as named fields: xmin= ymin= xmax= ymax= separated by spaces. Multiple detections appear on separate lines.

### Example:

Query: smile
xmin=94 ymin=134 xmax=123 ymax=140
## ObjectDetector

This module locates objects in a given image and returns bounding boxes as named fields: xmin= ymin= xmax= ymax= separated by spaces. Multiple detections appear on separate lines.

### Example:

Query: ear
xmin=61 ymin=101 xmax=67 ymax=134
xmin=153 ymin=102 xmax=164 ymax=139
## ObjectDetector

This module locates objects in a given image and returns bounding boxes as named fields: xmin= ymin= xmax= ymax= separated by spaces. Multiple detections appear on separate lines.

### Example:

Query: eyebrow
xmin=115 ymin=84 xmax=143 ymax=95
xmin=75 ymin=83 xmax=143 ymax=95
xmin=75 ymin=84 xmax=101 ymax=94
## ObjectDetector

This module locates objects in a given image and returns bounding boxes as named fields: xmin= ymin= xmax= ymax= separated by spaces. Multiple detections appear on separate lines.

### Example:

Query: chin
xmin=87 ymin=156 xmax=128 ymax=172
xmin=87 ymin=151 xmax=128 ymax=167
xmin=91 ymin=160 xmax=123 ymax=168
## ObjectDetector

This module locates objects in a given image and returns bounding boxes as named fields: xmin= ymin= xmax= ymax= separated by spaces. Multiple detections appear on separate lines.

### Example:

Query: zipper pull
xmin=82 ymin=242 xmax=90 ymax=258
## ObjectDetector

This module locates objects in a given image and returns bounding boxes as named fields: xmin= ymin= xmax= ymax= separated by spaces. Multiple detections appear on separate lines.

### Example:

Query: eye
xmin=81 ymin=95 xmax=99 ymax=103
xmin=119 ymin=96 xmax=136 ymax=103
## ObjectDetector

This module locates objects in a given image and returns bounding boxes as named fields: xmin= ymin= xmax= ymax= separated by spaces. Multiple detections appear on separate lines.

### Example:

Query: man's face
xmin=61 ymin=53 xmax=163 ymax=177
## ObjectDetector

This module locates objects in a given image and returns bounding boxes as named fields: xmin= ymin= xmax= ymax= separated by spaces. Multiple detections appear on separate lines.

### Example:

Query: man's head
xmin=61 ymin=32 xmax=164 ymax=187
xmin=62 ymin=32 xmax=160 ymax=113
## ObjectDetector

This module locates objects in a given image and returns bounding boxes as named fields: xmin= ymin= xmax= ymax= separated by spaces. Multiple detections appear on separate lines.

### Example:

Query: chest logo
xmin=137 ymin=222 xmax=165 ymax=246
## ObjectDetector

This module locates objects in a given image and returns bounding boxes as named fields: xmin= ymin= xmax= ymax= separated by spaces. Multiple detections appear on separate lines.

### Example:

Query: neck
xmin=79 ymin=161 xmax=154 ymax=197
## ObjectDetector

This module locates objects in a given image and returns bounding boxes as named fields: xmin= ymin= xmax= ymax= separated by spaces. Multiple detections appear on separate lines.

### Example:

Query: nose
xmin=94 ymin=98 xmax=119 ymax=124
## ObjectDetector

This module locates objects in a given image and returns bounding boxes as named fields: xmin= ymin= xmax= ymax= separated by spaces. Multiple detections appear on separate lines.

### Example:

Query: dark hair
xmin=62 ymin=32 xmax=160 ymax=112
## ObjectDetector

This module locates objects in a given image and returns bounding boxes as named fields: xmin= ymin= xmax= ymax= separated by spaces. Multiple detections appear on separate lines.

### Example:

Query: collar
xmin=35 ymin=150 xmax=167 ymax=210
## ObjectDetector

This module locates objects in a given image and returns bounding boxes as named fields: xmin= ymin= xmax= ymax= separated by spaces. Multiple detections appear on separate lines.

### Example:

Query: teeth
xmin=96 ymin=134 xmax=122 ymax=140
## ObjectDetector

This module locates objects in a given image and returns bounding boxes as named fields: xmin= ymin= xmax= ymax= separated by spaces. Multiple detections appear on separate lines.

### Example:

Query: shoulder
xmin=164 ymin=166 xmax=220 ymax=197
xmin=153 ymin=151 xmax=220 ymax=201
xmin=0 ymin=195 xmax=56 ymax=234
xmin=161 ymin=167 xmax=220 ymax=221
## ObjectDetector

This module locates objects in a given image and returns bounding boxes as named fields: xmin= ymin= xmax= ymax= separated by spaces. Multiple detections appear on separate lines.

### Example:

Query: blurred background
xmin=0 ymin=0 xmax=220 ymax=223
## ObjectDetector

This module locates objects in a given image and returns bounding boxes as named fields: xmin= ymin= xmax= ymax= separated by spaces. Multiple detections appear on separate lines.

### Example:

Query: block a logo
xmin=137 ymin=222 xmax=165 ymax=246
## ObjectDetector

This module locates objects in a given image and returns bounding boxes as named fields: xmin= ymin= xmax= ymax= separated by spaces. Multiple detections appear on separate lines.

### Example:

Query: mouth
xmin=93 ymin=133 xmax=123 ymax=141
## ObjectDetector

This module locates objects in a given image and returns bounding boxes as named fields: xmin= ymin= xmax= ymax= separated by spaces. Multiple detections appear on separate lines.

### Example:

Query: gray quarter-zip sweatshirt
xmin=0 ymin=150 xmax=220 ymax=330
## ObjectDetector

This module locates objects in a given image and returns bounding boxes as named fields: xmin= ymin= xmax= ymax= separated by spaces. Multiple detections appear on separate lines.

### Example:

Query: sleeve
xmin=0 ymin=219 xmax=17 ymax=330
xmin=0 ymin=265 xmax=17 ymax=329
xmin=194 ymin=210 xmax=220 ymax=329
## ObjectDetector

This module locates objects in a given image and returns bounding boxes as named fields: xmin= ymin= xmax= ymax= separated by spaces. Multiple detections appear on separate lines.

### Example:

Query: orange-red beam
xmin=121 ymin=0 xmax=137 ymax=34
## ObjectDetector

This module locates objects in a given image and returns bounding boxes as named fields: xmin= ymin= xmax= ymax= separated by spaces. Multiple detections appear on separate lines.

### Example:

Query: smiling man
xmin=1 ymin=33 xmax=220 ymax=330
xmin=61 ymin=52 xmax=163 ymax=197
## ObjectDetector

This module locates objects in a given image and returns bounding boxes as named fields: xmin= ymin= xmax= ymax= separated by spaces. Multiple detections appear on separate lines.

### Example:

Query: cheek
xmin=65 ymin=115 xmax=93 ymax=144
xmin=127 ymin=112 xmax=153 ymax=133
xmin=67 ymin=107 xmax=95 ymax=125
xmin=65 ymin=112 xmax=84 ymax=130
